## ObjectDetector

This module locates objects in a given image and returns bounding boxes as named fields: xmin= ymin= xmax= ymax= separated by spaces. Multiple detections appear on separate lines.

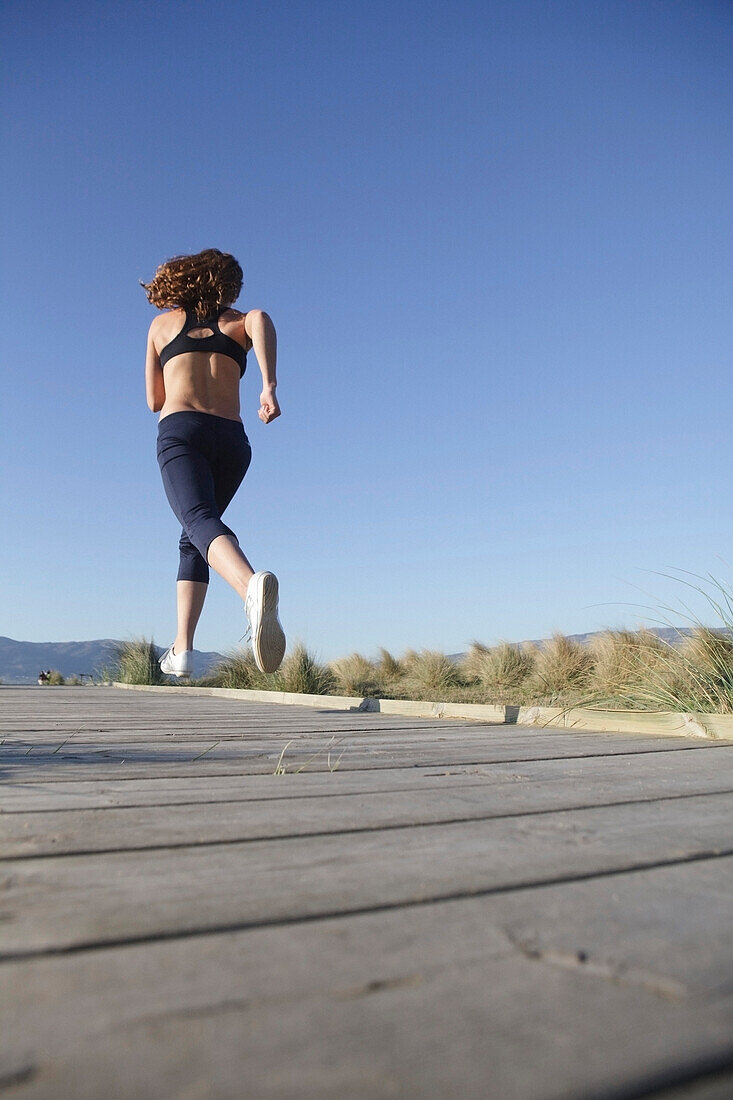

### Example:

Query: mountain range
xmin=0 ymin=637 xmax=226 ymax=685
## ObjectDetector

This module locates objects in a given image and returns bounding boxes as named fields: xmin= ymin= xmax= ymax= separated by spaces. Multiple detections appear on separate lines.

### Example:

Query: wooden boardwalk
xmin=1 ymin=686 xmax=732 ymax=1100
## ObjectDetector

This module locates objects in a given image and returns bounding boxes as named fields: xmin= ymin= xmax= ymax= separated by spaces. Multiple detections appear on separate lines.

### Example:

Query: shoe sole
xmin=251 ymin=572 xmax=286 ymax=674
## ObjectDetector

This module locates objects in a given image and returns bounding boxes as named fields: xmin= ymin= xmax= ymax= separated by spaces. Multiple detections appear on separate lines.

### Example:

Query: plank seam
xmin=1 ymin=848 xmax=732 ymax=965
xmin=5 ymin=783 xmax=732 ymax=817
xmin=2 ymin=789 xmax=732 ymax=861
xmin=1 ymin=743 xmax=727 ymax=785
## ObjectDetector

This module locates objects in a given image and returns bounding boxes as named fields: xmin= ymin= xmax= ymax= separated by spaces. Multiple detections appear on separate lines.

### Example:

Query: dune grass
xmin=462 ymin=641 xmax=534 ymax=703
xmin=202 ymin=642 xmax=336 ymax=696
xmin=201 ymin=649 xmax=267 ymax=690
xmin=109 ymin=639 xmax=167 ymax=686
xmin=175 ymin=624 xmax=733 ymax=714
xmin=91 ymin=571 xmax=733 ymax=713
xmin=92 ymin=625 xmax=733 ymax=713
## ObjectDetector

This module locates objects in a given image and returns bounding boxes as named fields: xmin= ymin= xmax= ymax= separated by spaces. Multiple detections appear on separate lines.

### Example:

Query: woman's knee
xmin=177 ymin=537 xmax=209 ymax=584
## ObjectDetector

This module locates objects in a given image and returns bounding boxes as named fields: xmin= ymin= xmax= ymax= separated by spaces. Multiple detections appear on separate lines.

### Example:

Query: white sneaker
xmin=245 ymin=571 xmax=286 ymax=674
xmin=159 ymin=645 xmax=193 ymax=678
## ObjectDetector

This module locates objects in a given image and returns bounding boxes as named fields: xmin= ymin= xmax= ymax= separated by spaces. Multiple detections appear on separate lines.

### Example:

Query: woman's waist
xmin=160 ymin=371 xmax=240 ymax=421
xmin=158 ymin=401 xmax=242 ymax=426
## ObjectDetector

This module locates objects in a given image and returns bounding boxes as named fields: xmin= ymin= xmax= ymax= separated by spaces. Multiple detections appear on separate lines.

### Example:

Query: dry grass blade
xmin=191 ymin=741 xmax=221 ymax=762
xmin=274 ymin=736 xmax=348 ymax=775
xmin=273 ymin=739 xmax=294 ymax=775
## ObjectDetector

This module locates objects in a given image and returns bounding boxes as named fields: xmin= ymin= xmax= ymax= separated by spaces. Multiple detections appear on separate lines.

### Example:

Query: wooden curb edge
xmin=111 ymin=683 xmax=733 ymax=740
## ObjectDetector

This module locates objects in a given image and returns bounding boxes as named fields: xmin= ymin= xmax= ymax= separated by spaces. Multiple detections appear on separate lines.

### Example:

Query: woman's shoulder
xmin=149 ymin=307 xmax=184 ymax=330
xmin=149 ymin=308 xmax=185 ymax=346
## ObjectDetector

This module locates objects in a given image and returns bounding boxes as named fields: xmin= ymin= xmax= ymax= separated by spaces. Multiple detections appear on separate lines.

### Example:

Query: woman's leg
xmin=156 ymin=413 xmax=284 ymax=674
xmin=174 ymin=579 xmax=208 ymax=654
xmin=157 ymin=413 xmax=254 ymax=612
xmin=205 ymin=421 xmax=257 ymax=600
xmin=206 ymin=534 xmax=255 ymax=601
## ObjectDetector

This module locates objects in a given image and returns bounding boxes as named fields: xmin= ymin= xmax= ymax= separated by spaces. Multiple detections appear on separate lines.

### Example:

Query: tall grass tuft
xmin=586 ymin=627 xmax=733 ymax=713
xmin=587 ymin=629 xmax=666 ymax=698
xmin=113 ymin=639 xmax=166 ymax=685
xmin=377 ymin=648 xmax=404 ymax=679
xmin=400 ymin=649 xmax=466 ymax=701
xmin=330 ymin=653 xmax=385 ymax=697
xmin=46 ymin=669 xmax=65 ymax=686
xmin=202 ymin=649 xmax=269 ymax=689
xmin=275 ymin=644 xmax=336 ymax=695
xmin=462 ymin=641 xmax=534 ymax=703
xmin=376 ymin=648 xmax=408 ymax=697
xmin=526 ymin=633 xmax=593 ymax=703
xmin=671 ymin=628 xmax=733 ymax=712
xmin=204 ymin=644 xmax=336 ymax=695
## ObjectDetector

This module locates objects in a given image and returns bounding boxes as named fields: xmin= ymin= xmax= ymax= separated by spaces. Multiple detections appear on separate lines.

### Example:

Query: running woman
xmin=141 ymin=248 xmax=286 ymax=677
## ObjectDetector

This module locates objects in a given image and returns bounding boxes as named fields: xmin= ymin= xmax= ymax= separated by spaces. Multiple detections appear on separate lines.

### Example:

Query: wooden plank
xmin=2 ymin=737 xmax=726 ymax=788
xmin=1 ymin=726 xmax=728 ymax=751
xmin=1 ymin=792 xmax=731 ymax=958
xmin=3 ymin=735 xmax=727 ymax=767
xmin=2 ymin=743 xmax=731 ymax=814
xmin=3 ymin=761 xmax=732 ymax=857
xmin=2 ymin=858 xmax=732 ymax=1099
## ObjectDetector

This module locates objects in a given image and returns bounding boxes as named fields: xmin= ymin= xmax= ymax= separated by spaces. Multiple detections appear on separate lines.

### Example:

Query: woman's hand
xmin=258 ymin=386 xmax=281 ymax=424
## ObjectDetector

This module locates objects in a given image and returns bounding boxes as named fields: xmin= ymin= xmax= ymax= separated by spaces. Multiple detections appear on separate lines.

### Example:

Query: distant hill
xmin=448 ymin=626 xmax=705 ymax=662
xmin=522 ymin=626 xmax=700 ymax=649
xmin=0 ymin=636 xmax=226 ymax=684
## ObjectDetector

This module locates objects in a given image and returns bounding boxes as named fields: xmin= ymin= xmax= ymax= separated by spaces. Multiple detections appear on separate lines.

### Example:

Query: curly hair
xmin=140 ymin=248 xmax=243 ymax=322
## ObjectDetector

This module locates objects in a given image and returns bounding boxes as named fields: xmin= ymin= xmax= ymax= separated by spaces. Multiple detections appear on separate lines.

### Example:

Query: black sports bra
xmin=158 ymin=308 xmax=247 ymax=376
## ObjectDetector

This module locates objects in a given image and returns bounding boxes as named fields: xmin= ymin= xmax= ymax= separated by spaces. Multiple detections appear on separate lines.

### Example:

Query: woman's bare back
xmin=153 ymin=307 xmax=252 ymax=422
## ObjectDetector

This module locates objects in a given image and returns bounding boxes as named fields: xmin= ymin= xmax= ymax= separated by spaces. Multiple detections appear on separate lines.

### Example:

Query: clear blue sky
xmin=2 ymin=0 xmax=731 ymax=660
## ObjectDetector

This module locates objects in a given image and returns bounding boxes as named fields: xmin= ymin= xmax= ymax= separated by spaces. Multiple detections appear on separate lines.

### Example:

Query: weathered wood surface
xmin=1 ymin=687 xmax=732 ymax=1099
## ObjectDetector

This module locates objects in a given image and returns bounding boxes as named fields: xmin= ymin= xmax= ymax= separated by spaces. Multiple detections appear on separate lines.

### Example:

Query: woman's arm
xmin=245 ymin=309 xmax=280 ymax=424
xmin=145 ymin=319 xmax=166 ymax=412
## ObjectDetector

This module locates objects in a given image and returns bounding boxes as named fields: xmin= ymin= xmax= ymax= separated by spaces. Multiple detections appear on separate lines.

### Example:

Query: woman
xmin=141 ymin=248 xmax=285 ymax=676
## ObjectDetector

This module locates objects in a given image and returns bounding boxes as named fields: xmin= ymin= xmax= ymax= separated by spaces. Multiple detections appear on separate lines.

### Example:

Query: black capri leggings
xmin=156 ymin=411 xmax=252 ymax=584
